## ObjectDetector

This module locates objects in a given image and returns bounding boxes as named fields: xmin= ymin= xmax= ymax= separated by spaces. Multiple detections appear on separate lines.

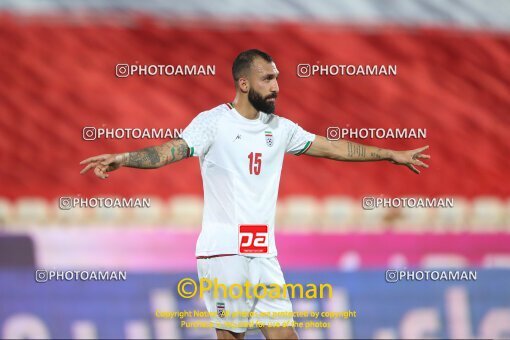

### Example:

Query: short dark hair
xmin=232 ymin=49 xmax=273 ymax=83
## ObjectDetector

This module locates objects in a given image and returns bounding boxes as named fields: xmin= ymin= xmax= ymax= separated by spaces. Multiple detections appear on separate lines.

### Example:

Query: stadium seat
xmin=279 ymin=195 xmax=321 ymax=230
xmin=432 ymin=196 xmax=469 ymax=232
xmin=128 ymin=196 xmax=164 ymax=226
xmin=357 ymin=205 xmax=388 ymax=232
xmin=53 ymin=199 xmax=89 ymax=226
xmin=89 ymin=198 xmax=125 ymax=225
xmin=320 ymin=196 xmax=358 ymax=231
xmin=469 ymin=196 xmax=506 ymax=232
xmin=14 ymin=197 xmax=50 ymax=227
xmin=393 ymin=198 xmax=435 ymax=232
xmin=0 ymin=197 xmax=13 ymax=227
xmin=166 ymin=195 xmax=203 ymax=228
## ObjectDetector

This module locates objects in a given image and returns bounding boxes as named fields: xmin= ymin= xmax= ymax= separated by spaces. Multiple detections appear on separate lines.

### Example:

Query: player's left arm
xmin=304 ymin=136 xmax=430 ymax=174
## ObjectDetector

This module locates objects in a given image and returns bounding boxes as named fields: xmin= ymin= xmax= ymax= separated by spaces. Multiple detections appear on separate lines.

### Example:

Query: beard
xmin=248 ymin=88 xmax=277 ymax=114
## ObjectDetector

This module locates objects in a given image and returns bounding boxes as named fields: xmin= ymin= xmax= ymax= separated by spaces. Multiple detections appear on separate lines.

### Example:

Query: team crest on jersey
xmin=216 ymin=302 xmax=226 ymax=318
xmin=265 ymin=131 xmax=273 ymax=147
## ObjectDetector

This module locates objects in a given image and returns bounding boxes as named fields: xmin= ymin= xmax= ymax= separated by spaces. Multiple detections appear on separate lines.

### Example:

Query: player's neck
xmin=231 ymin=97 xmax=259 ymax=120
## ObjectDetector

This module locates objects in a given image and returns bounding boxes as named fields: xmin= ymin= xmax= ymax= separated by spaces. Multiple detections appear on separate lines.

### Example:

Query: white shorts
xmin=197 ymin=255 xmax=293 ymax=333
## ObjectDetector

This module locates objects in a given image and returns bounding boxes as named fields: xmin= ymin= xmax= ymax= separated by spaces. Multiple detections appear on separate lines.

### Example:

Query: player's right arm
xmin=79 ymin=138 xmax=189 ymax=179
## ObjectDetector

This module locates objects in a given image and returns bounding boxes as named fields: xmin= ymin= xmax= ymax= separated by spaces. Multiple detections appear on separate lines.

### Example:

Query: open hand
xmin=390 ymin=146 xmax=430 ymax=174
xmin=79 ymin=153 xmax=126 ymax=179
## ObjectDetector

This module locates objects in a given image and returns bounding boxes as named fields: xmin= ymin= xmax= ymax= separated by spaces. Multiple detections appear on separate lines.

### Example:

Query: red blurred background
xmin=1 ymin=15 xmax=509 ymax=200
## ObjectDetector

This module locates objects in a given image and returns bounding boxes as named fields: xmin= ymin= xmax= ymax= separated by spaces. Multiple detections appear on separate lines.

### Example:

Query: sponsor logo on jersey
xmin=239 ymin=225 xmax=268 ymax=254
xmin=265 ymin=131 xmax=273 ymax=147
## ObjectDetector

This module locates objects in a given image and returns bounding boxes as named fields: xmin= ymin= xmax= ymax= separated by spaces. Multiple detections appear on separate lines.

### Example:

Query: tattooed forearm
xmin=123 ymin=139 xmax=190 ymax=169
xmin=370 ymin=148 xmax=383 ymax=160
xmin=346 ymin=142 xmax=366 ymax=158
xmin=297 ymin=136 xmax=393 ymax=162
xmin=126 ymin=147 xmax=161 ymax=168
xmin=330 ymin=140 xmax=390 ymax=161
xmin=175 ymin=140 xmax=189 ymax=161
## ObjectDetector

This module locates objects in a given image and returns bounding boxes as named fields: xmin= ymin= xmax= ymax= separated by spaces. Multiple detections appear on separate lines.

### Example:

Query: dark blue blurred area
xmin=1 ymin=269 xmax=509 ymax=339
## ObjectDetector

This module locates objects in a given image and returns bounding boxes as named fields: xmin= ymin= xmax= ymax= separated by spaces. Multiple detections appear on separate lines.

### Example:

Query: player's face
xmin=247 ymin=58 xmax=279 ymax=114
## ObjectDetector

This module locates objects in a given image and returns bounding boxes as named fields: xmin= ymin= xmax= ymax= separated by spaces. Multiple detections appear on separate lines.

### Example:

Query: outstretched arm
xmin=122 ymin=138 xmax=189 ymax=168
xmin=80 ymin=138 xmax=190 ymax=179
xmin=305 ymin=136 xmax=430 ymax=174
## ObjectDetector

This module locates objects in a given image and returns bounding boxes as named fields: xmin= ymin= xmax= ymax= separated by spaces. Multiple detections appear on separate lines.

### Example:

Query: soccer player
xmin=80 ymin=49 xmax=430 ymax=339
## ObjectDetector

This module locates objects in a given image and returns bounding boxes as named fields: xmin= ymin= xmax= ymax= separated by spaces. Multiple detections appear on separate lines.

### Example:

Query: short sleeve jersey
xmin=182 ymin=103 xmax=315 ymax=257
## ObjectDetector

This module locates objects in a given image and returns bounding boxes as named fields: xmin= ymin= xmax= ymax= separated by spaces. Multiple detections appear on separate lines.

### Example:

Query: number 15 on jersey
xmin=248 ymin=152 xmax=262 ymax=175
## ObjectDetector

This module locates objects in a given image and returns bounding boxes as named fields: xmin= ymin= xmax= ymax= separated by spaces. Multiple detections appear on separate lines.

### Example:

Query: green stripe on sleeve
xmin=295 ymin=141 xmax=312 ymax=156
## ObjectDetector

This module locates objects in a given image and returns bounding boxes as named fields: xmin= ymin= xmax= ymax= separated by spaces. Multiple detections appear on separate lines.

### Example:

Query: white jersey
xmin=182 ymin=103 xmax=315 ymax=257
